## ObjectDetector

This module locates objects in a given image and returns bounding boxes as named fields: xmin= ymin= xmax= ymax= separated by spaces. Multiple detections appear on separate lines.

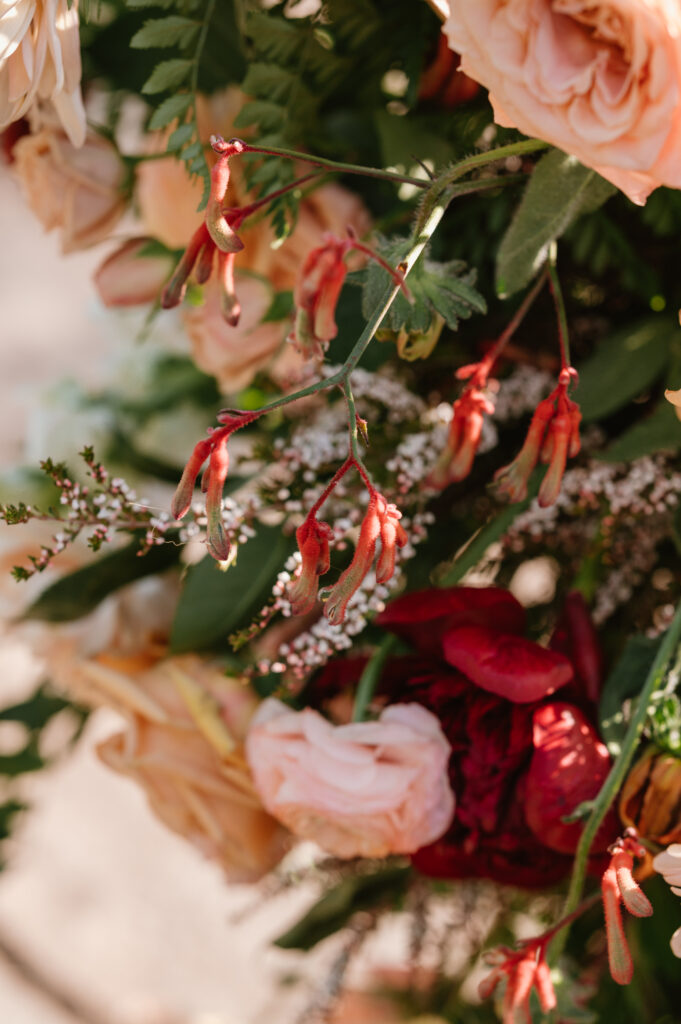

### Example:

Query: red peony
xmin=314 ymin=586 xmax=615 ymax=888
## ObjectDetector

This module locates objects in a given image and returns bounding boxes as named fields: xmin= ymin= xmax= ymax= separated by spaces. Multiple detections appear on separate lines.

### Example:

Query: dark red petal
xmin=524 ymin=702 xmax=614 ymax=854
xmin=550 ymin=592 xmax=602 ymax=704
xmin=442 ymin=626 xmax=573 ymax=703
xmin=378 ymin=586 xmax=525 ymax=657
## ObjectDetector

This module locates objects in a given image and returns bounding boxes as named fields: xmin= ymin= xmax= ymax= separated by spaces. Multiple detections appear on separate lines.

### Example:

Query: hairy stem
xmin=238 ymin=141 xmax=430 ymax=189
xmin=548 ymin=242 xmax=571 ymax=369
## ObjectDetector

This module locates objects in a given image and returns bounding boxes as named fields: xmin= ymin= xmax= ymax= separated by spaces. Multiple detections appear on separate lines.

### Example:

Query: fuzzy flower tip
xmin=287 ymin=516 xmax=333 ymax=616
xmin=320 ymin=492 xmax=407 ymax=626
xmin=602 ymin=830 xmax=653 ymax=985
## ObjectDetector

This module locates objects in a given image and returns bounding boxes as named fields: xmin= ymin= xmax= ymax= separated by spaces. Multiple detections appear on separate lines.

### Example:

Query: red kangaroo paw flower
xmin=427 ymin=385 xmax=495 ymax=488
xmin=205 ymin=436 xmax=231 ymax=562
xmin=205 ymin=136 xmax=245 ymax=254
xmin=538 ymin=411 xmax=572 ymax=507
xmin=288 ymin=517 xmax=333 ymax=616
xmin=375 ymin=500 xmax=408 ymax=584
xmin=613 ymin=850 xmax=653 ymax=917
xmin=171 ymin=435 xmax=214 ymax=520
xmin=323 ymin=492 xmax=383 ymax=625
xmin=161 ymin=222 xmax=210 ymax=309
xmin=195 ymin=240 xmax=215 ymax=285
xmin=601 ymin=832 xmax=652 ymax=986
xmin=218 ymin=251 xmax=241 ymax=326
xmin=493 ymin=396 xmax=555 ymax=502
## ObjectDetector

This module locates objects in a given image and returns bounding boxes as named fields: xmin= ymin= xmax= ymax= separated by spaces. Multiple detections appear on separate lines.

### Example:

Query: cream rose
xmin=245 ymin=699 xmax=455 ymax=859
xmin=13 ymin=118 xmax=126 ymax=252
xmin=0 ymin=0 xmax=86 ymax=147
xmin=443 ymin=0 xmax=681 ymax=205
xmin=67 ymin=654 xmax=288 ymax=881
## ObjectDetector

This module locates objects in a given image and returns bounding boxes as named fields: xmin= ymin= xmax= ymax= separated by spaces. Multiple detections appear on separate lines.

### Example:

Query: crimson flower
xmin=313 ymin=586 xmax=616 ymax=888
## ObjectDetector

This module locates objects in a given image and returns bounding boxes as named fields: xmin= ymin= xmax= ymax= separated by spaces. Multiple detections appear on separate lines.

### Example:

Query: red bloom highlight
xmin=426 ymin=375 xmax=495 ymax=488
xmin=524 ymin=702 xmax=613 ymax=853
xmin=493 ymin=366 xmax=581 ymax=507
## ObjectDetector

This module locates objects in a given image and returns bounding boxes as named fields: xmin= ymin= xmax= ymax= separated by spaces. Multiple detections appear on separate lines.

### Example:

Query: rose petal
xmin=523 ymin=702 xmax=614 ymax=853
xmin=378 ymin=585 xmax=525 ymax=657
xmin=442 ymin=626 xmax=573 ymax=702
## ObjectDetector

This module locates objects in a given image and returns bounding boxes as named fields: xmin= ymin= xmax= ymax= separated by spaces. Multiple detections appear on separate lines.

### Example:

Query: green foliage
xmin=496 ymin=149 xmax=615 ymax=296
xmin=22 ymin=537 xmax=181 ymax=623
xmin=131 ymin=15 xmax=200 ymax=50
xmin=599 ymin=634 xmax=660 ymax=755
xmin=273 ymin=864 xmax=411 ymax=950
xmin=600 ymin=401 xmax=681 ymax=462
xmin=170 ymin=525 xmax=296 ymax=653
xmin=141 ymin=57 xmax=193 ymax=94
xmin=148 ymin=92 xmax=193 ymax=130
xmin=362 ymin=236 xmax=486 ymax=337
xmin=574 ymin=317 xmax=678 ymax=423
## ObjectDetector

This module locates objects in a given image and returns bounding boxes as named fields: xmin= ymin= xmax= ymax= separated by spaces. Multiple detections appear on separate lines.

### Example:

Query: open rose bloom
xmin=246 ymin=698 xmax=455 ymax=859
xmin=310 ymin=586 xmax=615 ymax=886
xmin=443 ymin=1 xmax=681 ymax=204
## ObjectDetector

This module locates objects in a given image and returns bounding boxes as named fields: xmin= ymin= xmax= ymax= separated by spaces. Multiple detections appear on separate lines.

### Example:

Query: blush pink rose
xmin=245 ymin=699 xmax=455 ymax=859
xmin=443 ymin=0 xmax=681 ymax=204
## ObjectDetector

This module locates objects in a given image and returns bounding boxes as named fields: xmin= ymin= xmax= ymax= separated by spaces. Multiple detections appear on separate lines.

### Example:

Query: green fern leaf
xmin=131 ymin=16 xmax=200 ymax=51
xmin=148 ymin=93 xmax=193 ymax=130
xmin=142 ymin=58 xmax=193 ymax=95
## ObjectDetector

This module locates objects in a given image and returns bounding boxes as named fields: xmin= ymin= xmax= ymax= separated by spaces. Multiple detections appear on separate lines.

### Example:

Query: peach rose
xmin=0 ymin=0 xmax=86 ymax=147
xmin=13 ymin=118 xmax=126 ymax=252
xmin=67 ymin=654 xmax=288 ymax=881
xmin=133 ymin=87 xmax=370 ymax=391
xmin=245 ymin=699 xmax=455 ymax=859
xmin=443 ymin=1 xmax=681 ymax=205
xmin=93 ymin=237 xmax=176 ymax=308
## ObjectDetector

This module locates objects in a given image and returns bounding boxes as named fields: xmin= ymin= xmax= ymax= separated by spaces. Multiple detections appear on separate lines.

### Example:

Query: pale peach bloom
xmin=13 ymin=118 xmax=126 ymax=252
xmin=134 ymin=87 xmax=370 ymax=390
xmin=652 ymin=843 xmax=681 ymax=958
xmin=67 ymin=654 xmax=288 ymax=881
xmin=0 ymin=0 xmax=86 ymax=147
xmin=443 ymin=1 xmax=681 ymax=205
xmin=245 ymin=699 xmax=455 ymax=859
xmin=94 ymin=237 xmax=175 ymax=308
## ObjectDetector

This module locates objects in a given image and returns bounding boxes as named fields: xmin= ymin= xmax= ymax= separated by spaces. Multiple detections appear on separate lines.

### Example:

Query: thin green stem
xmin=352 ymin=634 xmax=400 ymax=722
xmin=342 ymin=380 xmax=364 ymax=465
xmin=485 ymin=268 xmax=549 ymax=367
xmin=548 ymin=242 xmax=571 ymax=369
xmin=236 ymin=171 xmax=323 ymax=221
xmin=553 ymin=599 xmax=681 ymax=958
xmin=239 ymin=141 xmax=430 ymax=189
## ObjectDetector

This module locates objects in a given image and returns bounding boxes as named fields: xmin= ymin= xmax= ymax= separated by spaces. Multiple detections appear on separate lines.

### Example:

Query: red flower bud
xmin=171 ymin=436 xmax=214 ymax=520
xmin=375 ymin=501 xmax=408 ymax=584
xmin=218 ymin=251 xmax=241 ymax=326
xmin=601 ymin=834 xmax=653 ymax=986
xmin=427 ymin=386 xmax=495 ymax=488
xmin=288 ymin=517 xmax=333 ymax=616
xmin=161 ymin=222 xmax=210 ymax=309
xmin=323 ymin=493 xmax=383 ymax=625
xmin=205 ymin=436 xmax=231 ymax=562
xmin=493 ymin=396 xmax=555 ymax=502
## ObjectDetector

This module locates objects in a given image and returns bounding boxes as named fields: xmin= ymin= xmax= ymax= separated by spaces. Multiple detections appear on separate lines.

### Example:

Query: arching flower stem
xmin=548 ymin=241 xmax=571 ymax=369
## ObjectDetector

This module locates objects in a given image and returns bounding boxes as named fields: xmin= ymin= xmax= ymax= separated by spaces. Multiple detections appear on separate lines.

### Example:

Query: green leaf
xmin=131 ymin=16 xmax=199 ymax=50
xmin=166 ymin=122 xmax=195 ymax=151
xmin=142 ymin=58 xmax=193 ymax=95
xmin=600 ymin=400 xmax=681 ymax=462
xmin=148 ymin=93 xmax=193 ymax=130
xmin=496 ymin=149 xmax=615 ymax=297
xmin=240 ymin=62 xmax=297 ymax=104
xmin=127 ymin=0 xmax=177 ymax=8
xmin=170 ymin=524 xmax=296 ymax=653
xmin=0 ymin=687 xmax=72 ymax=730
xmin=599 ymin=635 xmax=660 ymax=755
xmin=363 ymin=237 xmax=485 ymax=337
xmin=22 ymin=538 xmax=181 ymax=623
xmin=433 ymin=474 xmax=540 ymax=587
xmin=574 ymin=317 xmax=677 ymax=423
xmin=274 ymin=865 xmax=411 ymax=950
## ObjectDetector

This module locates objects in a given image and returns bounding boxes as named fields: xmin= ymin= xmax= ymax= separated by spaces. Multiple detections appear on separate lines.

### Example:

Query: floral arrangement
xmin=4 ymin=0 xmax=681 ymax=1020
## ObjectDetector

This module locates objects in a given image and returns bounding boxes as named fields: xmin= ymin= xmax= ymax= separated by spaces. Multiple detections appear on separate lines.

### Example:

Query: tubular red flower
xmin=218 ymin=251 xmax=240 ymax=326
xmin=427 ymin=386 xmax=495 ymax=488
xmin=479 ymin=943 xmax=556 ymax=1024
xmin=288 ymin=516 xmax=333 ymax=616
xmin=375 ymin=501 xmax=408 ymax=585
xmin=161 ymin=222 xmax=211 ymax=309
xmin=205 ymin=137 xmax=245 ymax=254
xmin=171 ymin=436 xmax=214 ymax=520
xmin=205 ymin=436 xmax=231 ymax=561
xmin=493 ymin=396 xmax=555 ymax=502
xmin=601 ymin=832 xmax=653 ymax=986
xmin=323 ymin=492 xmax=382 ymax=625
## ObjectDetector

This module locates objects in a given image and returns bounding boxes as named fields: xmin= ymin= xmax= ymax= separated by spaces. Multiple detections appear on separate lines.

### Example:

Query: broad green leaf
xmin=131 ymin=16 xmax=199 ymax=50
xmin=274 ymin=865 xmax=411 ymax=950
xmin=127 ymin=0 xmax=177 ymax=8
xmin=574 ymin=317 xmax=677 ymax=423
xmin=142 ymin=58 xmax=192 ymax=95
xmin=363 ymin=237 xmax=485 ymax=337
xmin=170 ymin=525 xmax=296 ymax=653
xmin=148 ymin=93 xmax=193 ymax=131
xmin=22 ymin=538 xmax=180 ymax=623
xmin=496 ymin=149 xmax=615 ymax=297
xmin=599 ymin=634 xmax=659 ymax=755
xmin=600 ymin=401 xmax=681 ymax=462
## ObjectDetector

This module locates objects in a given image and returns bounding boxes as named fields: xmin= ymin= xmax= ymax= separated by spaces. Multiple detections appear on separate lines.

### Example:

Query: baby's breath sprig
xmin=1 ymin=447 xmax=172 ymax=582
